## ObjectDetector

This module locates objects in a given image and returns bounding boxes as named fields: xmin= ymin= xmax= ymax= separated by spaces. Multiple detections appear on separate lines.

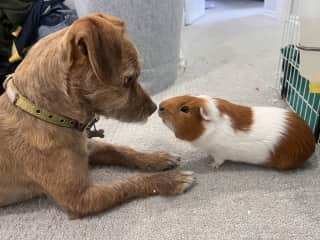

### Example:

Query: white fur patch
xmin=162 ymin=119 xmax=175 ymax=132
xmin=192 ymin=101 xmax=288 ymax=165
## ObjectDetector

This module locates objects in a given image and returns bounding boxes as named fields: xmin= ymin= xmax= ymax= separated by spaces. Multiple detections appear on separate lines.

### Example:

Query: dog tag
xmin=86 ymin=121 xmax=104 ymax=138
xmin=87 ymin=128 xmax=105 ymax=138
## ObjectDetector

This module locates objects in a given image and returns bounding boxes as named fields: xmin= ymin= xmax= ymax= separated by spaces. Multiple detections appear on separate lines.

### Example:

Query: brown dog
xmin=0 ymin=14 xmax=194 ymax=218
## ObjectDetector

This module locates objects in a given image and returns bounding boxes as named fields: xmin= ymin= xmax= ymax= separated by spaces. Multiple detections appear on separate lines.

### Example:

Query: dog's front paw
xmin=147 ymin=170 xmax=195 ymax=195
xmin=142 ymin=152 xmax=181 ymax=171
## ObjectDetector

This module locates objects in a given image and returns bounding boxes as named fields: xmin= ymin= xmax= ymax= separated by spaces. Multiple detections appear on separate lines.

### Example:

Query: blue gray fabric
xmin=38 ymin=9 xmax=77 ymax=39
xmin=14 ymin=0 xmax=77 ymax=58
xmin=0 ymin=0 xmax=77 ymax=94
xmin=0 ymin=0 xmax=37 ymax=94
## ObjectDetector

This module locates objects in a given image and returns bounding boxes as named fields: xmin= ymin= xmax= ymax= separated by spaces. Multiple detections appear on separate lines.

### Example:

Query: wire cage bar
xmin=278 ymin=0 xmax=320 ymax=142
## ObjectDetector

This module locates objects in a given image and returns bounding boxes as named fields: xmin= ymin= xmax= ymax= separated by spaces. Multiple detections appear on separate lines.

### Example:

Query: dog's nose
xmin=150 ymin=102 xmax=157 ymax=114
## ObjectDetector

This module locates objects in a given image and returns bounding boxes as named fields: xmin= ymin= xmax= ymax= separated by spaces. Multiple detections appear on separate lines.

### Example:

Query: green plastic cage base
xmin=280 ymin=45 xmax=320 ymax=140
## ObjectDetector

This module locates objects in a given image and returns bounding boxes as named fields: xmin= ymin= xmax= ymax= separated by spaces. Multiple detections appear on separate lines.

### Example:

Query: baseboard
xmin=263 ymin=9 xmax=277 ymax=18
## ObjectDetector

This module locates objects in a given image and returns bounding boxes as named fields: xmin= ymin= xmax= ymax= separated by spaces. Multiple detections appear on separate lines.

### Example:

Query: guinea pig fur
xmin=158 ymin=95 xmax=315 ymax=170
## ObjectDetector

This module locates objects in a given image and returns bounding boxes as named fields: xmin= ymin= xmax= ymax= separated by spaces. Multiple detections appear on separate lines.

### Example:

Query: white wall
xmin=264 ymin=0 xmax=289 ymax=19
xmin=264 ymin=0 xmax=277 ymax=12
xmin=184 ymin=0 xmax=205 ymax=25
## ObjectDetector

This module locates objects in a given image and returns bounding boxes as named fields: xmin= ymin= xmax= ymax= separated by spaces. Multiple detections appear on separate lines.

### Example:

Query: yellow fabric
xmin=11 ymin=26 xmax=23 ymax=37
xmin=9 ymin=42 xmax=22 ymax=63
xmin=309 ymin=83 xmax=320 ymax=93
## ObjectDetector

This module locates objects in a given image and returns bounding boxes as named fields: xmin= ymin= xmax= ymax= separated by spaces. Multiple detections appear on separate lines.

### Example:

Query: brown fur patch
xmin=214 ymin=98 xmax=253 ymax=131
xmin=267 ymin=112 xmax=315 ymax=170
xmin=159 ymin=96 xmax=207 ymax=141
xmin=88 ymin=139 xmax=180 ymax=171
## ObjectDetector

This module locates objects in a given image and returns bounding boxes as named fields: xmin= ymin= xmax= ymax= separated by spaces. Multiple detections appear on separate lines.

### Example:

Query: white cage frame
xmin=278 ymin=0 xmax=320 ymax=142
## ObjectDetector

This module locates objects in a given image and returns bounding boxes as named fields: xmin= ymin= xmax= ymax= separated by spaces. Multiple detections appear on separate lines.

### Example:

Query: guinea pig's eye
xmin=180 ymin=106 xmax=189 ymax=113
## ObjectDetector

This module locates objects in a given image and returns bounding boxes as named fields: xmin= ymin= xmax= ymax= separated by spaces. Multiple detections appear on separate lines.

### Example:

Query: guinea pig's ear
xmin=200 ymin=106 xmax=212 ymax=121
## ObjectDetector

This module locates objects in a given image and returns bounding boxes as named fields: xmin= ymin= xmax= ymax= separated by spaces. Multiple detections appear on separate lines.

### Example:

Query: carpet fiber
xmin=1 ymin=1 xmax=319 ymax=239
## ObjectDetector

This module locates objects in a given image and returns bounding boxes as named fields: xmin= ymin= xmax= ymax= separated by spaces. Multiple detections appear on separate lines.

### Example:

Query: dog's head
xmin=62 ymin=14 xmax=156 ymax=122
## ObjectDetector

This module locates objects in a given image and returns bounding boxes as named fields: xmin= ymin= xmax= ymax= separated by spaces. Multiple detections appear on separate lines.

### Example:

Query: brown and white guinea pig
xmin=158 ymin=95 xmax=315 ymax=170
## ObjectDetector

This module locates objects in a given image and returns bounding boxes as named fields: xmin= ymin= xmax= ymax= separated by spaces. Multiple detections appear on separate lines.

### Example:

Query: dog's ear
xmin=63 ymin=14 xmax=125 ymax=83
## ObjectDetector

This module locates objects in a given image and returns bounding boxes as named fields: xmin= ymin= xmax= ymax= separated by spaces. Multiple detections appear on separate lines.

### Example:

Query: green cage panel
xmin=280 ymin=45 xmax=320 ymax=141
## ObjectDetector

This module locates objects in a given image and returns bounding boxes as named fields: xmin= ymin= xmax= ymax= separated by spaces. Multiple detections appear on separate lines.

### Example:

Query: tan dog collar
xmin=4 ymin=75 xmax=104 ymax=138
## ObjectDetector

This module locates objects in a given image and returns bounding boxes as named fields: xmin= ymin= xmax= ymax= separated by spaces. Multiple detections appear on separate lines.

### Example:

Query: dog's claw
xmin=157 ymin=152 xmax=180 ymax=171
xmin=147 ymin=170 xmax=195 ymax=195
xmin=143 ymin=152 xmax=181 ymax=171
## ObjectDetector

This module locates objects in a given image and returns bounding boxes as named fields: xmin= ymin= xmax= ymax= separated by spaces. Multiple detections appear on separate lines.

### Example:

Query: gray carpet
xmin=1 ymin=1 xmax=320 ymax=240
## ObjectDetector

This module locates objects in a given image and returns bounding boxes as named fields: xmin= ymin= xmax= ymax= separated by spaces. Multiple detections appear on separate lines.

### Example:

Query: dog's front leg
xmin=26 ymin=154 xmax=194 ymax=218
xmin=88 ymin=139 xmax=180 ymax=171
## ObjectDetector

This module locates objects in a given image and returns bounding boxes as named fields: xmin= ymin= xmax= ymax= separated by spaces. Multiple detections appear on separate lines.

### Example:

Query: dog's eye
xmin=125 ymin=75 xmax=136 ymax=87
xmin=180 ymin=106 xmax=189 ymax=113
xmin=127 ymin=76 xmax=135 ymax=84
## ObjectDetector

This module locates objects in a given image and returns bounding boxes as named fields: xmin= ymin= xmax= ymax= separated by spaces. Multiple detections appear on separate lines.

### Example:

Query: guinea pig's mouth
xmin=158 ymin=110 xmax=175 ymax=132
xmin=161 ymin=119 xmax=175 ymax=132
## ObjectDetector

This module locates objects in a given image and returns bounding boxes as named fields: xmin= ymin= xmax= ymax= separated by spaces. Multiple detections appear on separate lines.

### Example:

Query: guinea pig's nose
xmin=159 ymin=106 xmax=165 ymax=113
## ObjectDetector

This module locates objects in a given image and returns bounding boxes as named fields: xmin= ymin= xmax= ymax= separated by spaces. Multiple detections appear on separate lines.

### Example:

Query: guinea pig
xmin=158 ymin=95 xmax=315 ymax=170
